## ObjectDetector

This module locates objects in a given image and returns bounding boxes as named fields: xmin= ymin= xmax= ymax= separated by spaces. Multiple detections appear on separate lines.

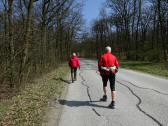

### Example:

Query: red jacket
xmin=69 ymin=56 xmax=80 ymax=69
xmin=98 ymin=52 xmax=119 ymax=75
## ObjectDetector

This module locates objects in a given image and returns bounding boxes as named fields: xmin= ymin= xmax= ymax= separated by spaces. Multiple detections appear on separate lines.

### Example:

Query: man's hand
xmin=110 ymin=66 xmax=116 ymax=72
xmin=101 ymin=67 xmax=110 ymax=71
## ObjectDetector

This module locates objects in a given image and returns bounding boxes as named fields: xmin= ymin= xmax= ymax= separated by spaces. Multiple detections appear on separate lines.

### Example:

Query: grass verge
xmin=120 ymin=61 xmax=168 ymax=78
xmin=0 ymin=64 xmax=69 ymax=126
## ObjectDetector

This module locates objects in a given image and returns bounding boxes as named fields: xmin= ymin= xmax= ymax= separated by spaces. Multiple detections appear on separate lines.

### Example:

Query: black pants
xmin=71 ymin=68 xmax=77 ymax=81
xmin=101 ymin=74 xmax=116 ymax=91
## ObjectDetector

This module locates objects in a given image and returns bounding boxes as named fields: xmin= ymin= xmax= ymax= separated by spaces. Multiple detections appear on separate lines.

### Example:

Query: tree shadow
xmin=59 ymin=99 xmax=109 ymax=109
xmin=53 ymin=78 xmax=71 ymax=84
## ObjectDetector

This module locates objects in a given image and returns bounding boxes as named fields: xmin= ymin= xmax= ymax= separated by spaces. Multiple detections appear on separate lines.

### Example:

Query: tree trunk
xmin=135 ymin=0 xmax=142 ymax=60
xmin=20 ymin=0 xmax=34 ymax=83
xmin=157 ymin=0 xmax=167 ymax=61
xmin=7 ymin=0 xmax=14 ymax=87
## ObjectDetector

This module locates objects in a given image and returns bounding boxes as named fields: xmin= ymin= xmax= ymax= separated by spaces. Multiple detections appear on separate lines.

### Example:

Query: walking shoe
xmin=100 ymin=95 xmax=107 ymax=101
xmin=108 ymin=101 xmax=115 ymax=109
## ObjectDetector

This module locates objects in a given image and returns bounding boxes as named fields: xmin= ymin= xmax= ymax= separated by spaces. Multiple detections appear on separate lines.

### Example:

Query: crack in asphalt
xmin=80 ymin=61 xmax=165 ymax=126
xmin=79 ymin=71 xmax=110 ymax=126
xmin=79 ymin=72 xmax=100 ymax=115
xmin=120 ymin=79 xmax=168 ymax=96
xmin=92 ymin=108 xmax=101 ymax=116
xmin=117 ymin=80 xmax=163 ymax=126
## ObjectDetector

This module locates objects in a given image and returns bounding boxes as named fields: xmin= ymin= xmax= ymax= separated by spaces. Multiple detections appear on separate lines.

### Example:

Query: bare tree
xmin=81 ymin=0 xmax=168 ymax=62
xmin=0 ymin=0 xmax=84 ymax=89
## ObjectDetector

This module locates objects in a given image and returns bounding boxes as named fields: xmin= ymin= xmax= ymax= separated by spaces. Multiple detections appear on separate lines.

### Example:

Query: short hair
xmin=72 ymin=53 xmax=76 ymax=56
xmin=105 ymin=46 xmax=111 ymax=52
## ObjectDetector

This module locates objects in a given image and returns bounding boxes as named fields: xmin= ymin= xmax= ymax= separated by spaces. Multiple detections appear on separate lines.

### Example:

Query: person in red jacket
xmin=98 ymin=46 xmax=119 ymax=109
xmin=69 ymin=53 xmax=80 ymax=83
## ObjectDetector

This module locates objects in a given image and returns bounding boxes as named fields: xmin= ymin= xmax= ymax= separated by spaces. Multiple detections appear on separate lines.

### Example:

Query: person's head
xmin=105 ymin=46 xmax=111 ymax=53
xmin=72 ymin=53 xmax=76 ymax=57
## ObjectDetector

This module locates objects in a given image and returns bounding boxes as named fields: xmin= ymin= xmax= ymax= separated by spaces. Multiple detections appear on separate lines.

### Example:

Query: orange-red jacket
xmin=98 ymin=52 xmax=119 ymax=75
xmin=69 ymin=56 xmax=80 ymax=69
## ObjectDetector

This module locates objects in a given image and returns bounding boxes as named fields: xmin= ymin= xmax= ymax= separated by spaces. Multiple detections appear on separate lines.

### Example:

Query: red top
xmin=98 ymin=52 xmax=119 ymax=75
xmin=69 ymin=56 xmax=80 ymax=69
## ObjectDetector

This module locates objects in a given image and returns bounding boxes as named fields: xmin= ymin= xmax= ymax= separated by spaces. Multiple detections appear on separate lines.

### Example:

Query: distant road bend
xmin=57 ymin=59 xmax=168 ymax=126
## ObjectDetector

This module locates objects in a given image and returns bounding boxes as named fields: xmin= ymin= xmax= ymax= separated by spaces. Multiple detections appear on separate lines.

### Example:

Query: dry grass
xmin=0 ymin=64 xmax=69 ymax=126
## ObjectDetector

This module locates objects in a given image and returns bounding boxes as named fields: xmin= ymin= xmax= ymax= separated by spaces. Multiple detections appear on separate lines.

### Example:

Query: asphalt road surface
xmin=58 ymin=59 xmax=168 ymax=126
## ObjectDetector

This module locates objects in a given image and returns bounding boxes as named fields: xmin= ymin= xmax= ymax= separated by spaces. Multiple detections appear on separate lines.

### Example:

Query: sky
xmin=82 ymin=0 xmax=106 ymax=26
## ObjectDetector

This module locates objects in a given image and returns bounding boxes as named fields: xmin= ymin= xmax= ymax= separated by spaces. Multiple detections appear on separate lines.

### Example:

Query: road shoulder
xmin=42 ymin=75 xmax=70 ymax=126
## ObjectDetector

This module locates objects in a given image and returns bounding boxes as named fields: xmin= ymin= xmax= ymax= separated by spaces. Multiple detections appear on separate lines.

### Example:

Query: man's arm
xmin=77 ymin=59 xmax=80 ymax=69
xmin=115 ymin=57 xmax=120 ymax=72
xmin=98 ymin=56 xmax=104 ymax=71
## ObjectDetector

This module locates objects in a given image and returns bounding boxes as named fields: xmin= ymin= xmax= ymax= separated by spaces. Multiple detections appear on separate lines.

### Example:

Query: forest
xmin=0 ymin=0 xmax=168 ymax=97
xmin=80 ymin=0 xmax=168 ymax=63
xmin=0 ymin=0 xmax=83 ymax=91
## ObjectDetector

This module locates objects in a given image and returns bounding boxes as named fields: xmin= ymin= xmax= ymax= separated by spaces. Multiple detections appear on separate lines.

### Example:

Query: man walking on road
xmin=69 ymin=53 xmax=80 ymax=83
xmin=98 ymin=46 xmax=120 ymax=109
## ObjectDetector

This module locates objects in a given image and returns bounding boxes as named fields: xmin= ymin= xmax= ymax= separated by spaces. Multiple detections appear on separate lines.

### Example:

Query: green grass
xmin=120 ymin=61 xmax=168 ymax=78
xmin=0 ymin=64 xmax=69 ymax=126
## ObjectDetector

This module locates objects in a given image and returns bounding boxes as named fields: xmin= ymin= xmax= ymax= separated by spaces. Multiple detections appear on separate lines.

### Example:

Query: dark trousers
xmin=71 ymin=68 xmax=77 ymax=82
xmin=101 ymin=74 xmax=116 ymax=91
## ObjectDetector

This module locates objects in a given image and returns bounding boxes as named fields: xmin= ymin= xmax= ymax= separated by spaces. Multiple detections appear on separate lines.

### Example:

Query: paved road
xmin=58 ymin=59 xmax=168 ymax=126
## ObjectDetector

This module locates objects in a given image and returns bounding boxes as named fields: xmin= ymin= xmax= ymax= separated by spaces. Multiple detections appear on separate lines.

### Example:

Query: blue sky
xmin=82 ymin=0 xmax=106 ymax=26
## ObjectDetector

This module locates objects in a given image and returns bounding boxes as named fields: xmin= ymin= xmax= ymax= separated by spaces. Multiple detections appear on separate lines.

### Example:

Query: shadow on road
xmin=59 ymin=99 xmax=109 ymax=109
